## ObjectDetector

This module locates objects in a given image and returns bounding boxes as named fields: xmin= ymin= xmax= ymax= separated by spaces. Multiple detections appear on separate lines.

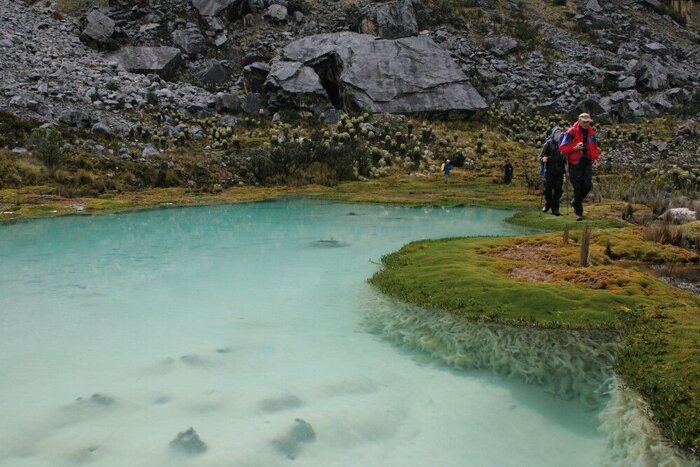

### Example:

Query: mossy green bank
xmin=370 ymin=227 xmax=700 ymax=454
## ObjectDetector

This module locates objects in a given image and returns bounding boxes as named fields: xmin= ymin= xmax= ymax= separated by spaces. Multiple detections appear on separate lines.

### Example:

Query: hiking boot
xmin=552 ymin=210 xmax=561 ymax=216
xmin=576 ymin=215 xmax=584 ymax=221
xmin=542 ymin=205 xmax=550 ymax=213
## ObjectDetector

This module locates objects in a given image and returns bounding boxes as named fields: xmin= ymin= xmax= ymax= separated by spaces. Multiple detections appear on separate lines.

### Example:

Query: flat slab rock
xmin=273 ymin=32 xmax=487 ymax=114
xmin=114 ymin=46 xmax=182 ymax=79
xmin=190 ymin=0 xmax=243 ymax=17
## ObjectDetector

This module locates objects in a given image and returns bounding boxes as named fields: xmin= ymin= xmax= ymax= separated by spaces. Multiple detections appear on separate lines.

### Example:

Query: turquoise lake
xmin=0 ymin=198 xmax=607 ymax=466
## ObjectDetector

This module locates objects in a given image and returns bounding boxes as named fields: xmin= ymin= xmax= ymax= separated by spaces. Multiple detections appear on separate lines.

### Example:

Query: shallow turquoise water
xmin=0 ymin=198 xmax=606 ymax=466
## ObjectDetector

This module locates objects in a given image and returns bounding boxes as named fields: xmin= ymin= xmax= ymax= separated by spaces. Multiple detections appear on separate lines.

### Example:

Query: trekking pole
xmin=565 ymin=170 xmax=570 ymax=216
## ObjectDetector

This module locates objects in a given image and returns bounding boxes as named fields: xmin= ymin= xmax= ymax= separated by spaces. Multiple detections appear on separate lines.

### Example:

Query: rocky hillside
xmin=2 ymin=0 xmax=698 ymax=122
xmin=0 ymin=0 xmax=698 ymax=191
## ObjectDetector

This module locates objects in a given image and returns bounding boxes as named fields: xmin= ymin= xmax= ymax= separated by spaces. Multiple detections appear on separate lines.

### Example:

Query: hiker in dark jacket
xmin=559 ymin=113 xmax=600 ymax=221
xmin=540 ymin=126 xmax=566 ymax=216
xmin=503 ymin=161 xmax=513 ymax=185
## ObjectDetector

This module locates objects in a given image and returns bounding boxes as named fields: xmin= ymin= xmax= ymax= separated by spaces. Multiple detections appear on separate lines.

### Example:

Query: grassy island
xmin=370 ymin=208 xmax=700 ymax=456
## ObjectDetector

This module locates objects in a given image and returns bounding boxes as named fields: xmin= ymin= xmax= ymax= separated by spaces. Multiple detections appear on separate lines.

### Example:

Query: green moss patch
xmin=507 ymin=209 xmax=629 ymax=231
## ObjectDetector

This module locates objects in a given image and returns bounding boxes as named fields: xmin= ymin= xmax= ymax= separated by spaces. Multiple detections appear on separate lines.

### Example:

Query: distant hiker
xmin=540 ymin=126 xmax=566 ymax=216
xmin=559 ymin=113 xmax=599 ymax=221
xmin=442 ymin=159 xmax=453 ymax=183
xmin=503 ymin=161 xmax=513 ymax=185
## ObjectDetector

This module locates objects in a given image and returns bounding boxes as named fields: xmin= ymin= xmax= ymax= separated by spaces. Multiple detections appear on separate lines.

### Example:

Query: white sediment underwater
xmin=600 ymin=380 xmax=700 ymax=467
xmin=363 ymin=296 xmax=698 ymax=466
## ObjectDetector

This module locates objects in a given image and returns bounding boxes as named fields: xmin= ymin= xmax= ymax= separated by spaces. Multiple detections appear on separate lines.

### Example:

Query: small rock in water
xmin=260 ymin=395 xmax=303 ymax=412
xmin=310 ymin=238 xmax=349 ymax=248
xmin=87 ymin=393 xmax=114 ymax=406
xmin=273 ymin=418 xmax=316 ymax=459
xmin=170 ymin=427 xmax=207 ymax=455
xmin=180 ymin=354 xmax=207 ymax=366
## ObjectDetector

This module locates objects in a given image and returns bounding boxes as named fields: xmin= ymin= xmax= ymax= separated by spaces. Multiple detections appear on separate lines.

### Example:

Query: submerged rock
xmin=170 ymin=427 xmax=207 ymax=455
xmin=273 ymin=419 xmax=316 ymax=459
xmin=260 ymin=394 xmax=303 ymax=412
xmin=88 ymin=393 xmax=115 ymax=406
xmin=310 ymin=239 xmax=349 ymax=248
xmin=73 ymin=393 xmax=115 ymax=407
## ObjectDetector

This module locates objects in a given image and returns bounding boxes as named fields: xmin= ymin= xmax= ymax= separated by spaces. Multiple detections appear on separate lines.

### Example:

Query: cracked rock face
xmin=269 ymin=32 xmax=487 ymax=114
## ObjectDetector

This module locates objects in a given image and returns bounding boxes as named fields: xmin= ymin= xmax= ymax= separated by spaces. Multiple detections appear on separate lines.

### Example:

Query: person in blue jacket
xmin=442 ymin=159 xmax=453 ymax=183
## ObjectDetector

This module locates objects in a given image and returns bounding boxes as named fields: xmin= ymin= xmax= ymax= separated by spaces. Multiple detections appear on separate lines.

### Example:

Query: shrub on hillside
xmin=28 ymin=126 xmax=67 ymax=169
xmin=248 ymin=139 xmax=370 ymax=185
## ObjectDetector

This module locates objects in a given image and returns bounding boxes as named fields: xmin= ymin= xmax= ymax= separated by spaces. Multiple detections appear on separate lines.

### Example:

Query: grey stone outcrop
xmin=270 ymin=32 xmax=487 ymax=114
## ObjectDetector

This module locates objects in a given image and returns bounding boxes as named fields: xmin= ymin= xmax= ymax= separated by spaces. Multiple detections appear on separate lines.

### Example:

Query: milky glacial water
xmin=0 ymin=198 xmax=607 ymax=466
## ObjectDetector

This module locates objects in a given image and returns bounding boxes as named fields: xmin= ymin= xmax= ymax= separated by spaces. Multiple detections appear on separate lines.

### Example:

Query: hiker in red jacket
xmin=559 ymin=113 xmax=600 ymax=221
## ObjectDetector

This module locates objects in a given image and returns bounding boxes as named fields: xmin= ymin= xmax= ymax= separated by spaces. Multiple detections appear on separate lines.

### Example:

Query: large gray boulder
xmin=265 ymin=61 xmax=327 ymax=108
xmin=271 ymin=32 xmax=487 ymax=114
xmin=266 ymin=4 xmax=288 ymax=21
xmin=171 ymin=28 xmax=205 ymax=56
xmin=243 ymin=62 xmax=271 ymax=92
xmin=631 ymin=57 xmax=668 ymax=91
xmin=114 ymin=46 xmax=182 ymax=79
xmin=241 ymin=93 xmax=263 ymax=114
xmin=358 ymin=0 xmax=418 ymax=39
xmin=198 ymin=60 xmax=229 ymax=84
xmin=215 ymin=92 xmax=241 ymax=113
xmin=80 ymin=10 xmax=116 ymax=50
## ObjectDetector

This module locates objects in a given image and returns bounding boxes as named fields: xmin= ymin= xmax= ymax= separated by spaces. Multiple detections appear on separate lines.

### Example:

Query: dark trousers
xmin=543 ymin=172 xmax=564 ymax=212
xmin=504 ymin=170 xmax=513 ymax=185
xmin=569 ymin=160 xmax=592 ymax=216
